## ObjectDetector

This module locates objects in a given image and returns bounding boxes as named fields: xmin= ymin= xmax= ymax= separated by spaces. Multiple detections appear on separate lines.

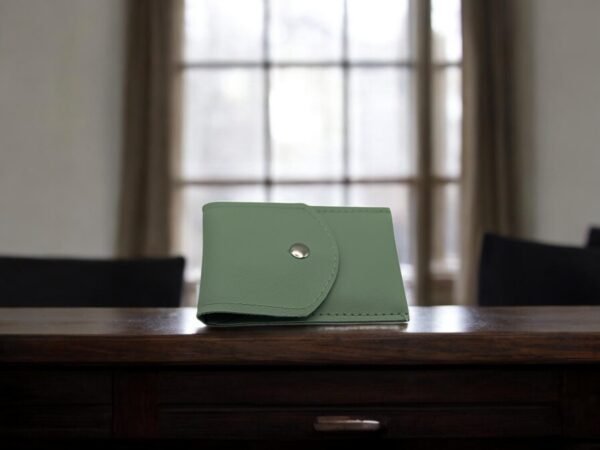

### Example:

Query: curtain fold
xmin=458 ymin=0 xmax=517 ymax=304
xmin=117 ymin=0 xmax=182 ymax=257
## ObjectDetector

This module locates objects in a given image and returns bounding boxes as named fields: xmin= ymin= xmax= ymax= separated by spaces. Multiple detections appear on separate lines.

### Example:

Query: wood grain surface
xmin=1 ymin=306 xmax=600 ymax=365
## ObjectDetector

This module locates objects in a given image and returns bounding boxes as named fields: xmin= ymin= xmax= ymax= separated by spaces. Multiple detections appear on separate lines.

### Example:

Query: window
xmin=174 ymin=0 xmax=462 ymax=304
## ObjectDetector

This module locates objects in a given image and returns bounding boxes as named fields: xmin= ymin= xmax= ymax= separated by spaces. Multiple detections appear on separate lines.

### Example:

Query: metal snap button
xmin=289 ymin=243 xmax=310 ymax=259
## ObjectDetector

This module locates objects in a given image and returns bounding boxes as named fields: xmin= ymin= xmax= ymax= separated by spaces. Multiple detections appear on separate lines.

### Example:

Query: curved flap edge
xmin=197 ymin=203 xmax=339 ymax=322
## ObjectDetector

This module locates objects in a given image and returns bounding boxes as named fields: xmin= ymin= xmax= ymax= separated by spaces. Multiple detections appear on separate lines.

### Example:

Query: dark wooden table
xmin=1 ymin=306 xmax=600 ymax=449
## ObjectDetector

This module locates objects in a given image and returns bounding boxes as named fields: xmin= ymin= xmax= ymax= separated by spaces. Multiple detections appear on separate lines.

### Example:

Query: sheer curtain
xmin=458 ymin=0 xmax=517 ymax=304
xmin=117 ymin=0 xmax=182 ymax=257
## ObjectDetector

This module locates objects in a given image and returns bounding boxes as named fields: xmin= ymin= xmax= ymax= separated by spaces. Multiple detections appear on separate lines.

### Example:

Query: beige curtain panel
xmin=459 ymin=0 xmax=517 ymax=304
xmin=117 ymin=0 xmax=182 ymax=257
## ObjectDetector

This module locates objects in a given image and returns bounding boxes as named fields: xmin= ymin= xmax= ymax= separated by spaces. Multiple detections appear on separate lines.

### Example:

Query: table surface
xmin=1 ymin=306 xmax=600 ymax=365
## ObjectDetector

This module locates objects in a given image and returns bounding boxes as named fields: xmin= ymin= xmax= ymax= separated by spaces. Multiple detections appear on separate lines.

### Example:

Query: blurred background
xmin=0 ymin=0 xmax=598 ymax=306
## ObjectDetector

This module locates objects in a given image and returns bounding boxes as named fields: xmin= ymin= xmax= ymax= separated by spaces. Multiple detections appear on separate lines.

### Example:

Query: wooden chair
xmin=477 ymin=233 xmax=600 ymax=306
xmin=0 ymin=256 xmax=185 ymax=307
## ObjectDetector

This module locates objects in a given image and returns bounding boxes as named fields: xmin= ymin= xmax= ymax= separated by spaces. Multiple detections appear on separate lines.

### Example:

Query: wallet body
xmin=197 ymin=202 xmax=409 ymax=326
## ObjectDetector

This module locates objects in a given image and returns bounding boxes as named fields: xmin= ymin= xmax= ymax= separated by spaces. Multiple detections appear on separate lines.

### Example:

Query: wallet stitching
xmin=317 ymin=312 xmax=407 ymax=316
xmin=201 ymin=204 xmax=339 ymax=312
xmin=201 ymin=301 xmax=319 ymax=311
xmin=200 ymin=305 xmax=407 ymax=316
xmin=306 ymin=205 xmax=340 ymax=312
xmin=314 ymin=209 xmax=389 ymax=214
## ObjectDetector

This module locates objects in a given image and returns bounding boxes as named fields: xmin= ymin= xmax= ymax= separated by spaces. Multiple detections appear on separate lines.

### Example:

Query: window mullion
xmin=263 ymin=0 xmax=272 ymax=200
xmin=342 ymin=0 xmax=350 ymax=205
xmin=415 ymin=0 xmax=434 ymax=306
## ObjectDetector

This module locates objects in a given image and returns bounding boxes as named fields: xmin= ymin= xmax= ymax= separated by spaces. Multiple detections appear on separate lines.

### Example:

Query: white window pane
xmin=432 ymin=183 xmax=460 ymax=275
xmin=270 ymin=0 xmax=343 ymax=61
xmin=178 ymin=186 xmax=266 ymax=278
xmin=348 ymin=0 xmax=411 ymax=61
xmin=350 ymin=68 xmax=415 ymax=178
xmin=433 ymin=67 xmax=462 ymax=177
xmin=271 ymin=184 xmax=344 ymax=205
xmin=181 ymin=69 xmax=264 ymax=180
xmin=432 ymin=0 xmax=462 ymax=63
xmin=270 ymin=68 xmax=343 ymax=180
xmin=183 ymin=0 xmax=263 ymax=62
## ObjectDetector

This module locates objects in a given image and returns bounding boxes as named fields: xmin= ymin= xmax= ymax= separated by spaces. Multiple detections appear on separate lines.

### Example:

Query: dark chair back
xmin=586 ymin=227 xmax=600 ymax=248
xmin=478 ymin=233 xmax=600 ymax=306
xmin=0 ymin=256 xmax=185 ymax=307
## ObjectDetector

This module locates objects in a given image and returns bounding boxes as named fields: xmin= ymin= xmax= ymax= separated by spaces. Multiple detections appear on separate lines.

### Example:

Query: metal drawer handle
xmin=314 ymin=416 xmax=382 ymax=432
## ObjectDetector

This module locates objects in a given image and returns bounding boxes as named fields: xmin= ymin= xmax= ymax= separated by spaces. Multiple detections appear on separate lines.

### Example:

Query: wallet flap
xmin=198 ymin=202 xmax=339 ymax=320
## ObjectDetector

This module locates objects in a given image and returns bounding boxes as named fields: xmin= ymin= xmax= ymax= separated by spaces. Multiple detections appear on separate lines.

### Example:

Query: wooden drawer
xmin=156 ymin=368 xmax=561 ymax=439
xmin=0 ymin=369 xmax=111 ymax=404
xmin=157 ymin=368 xmax=560 ymax=406
xmin=0 ymin=370 xmax=112 ymax=438
xmin=563 ymin=368 xmax=600 ymax=438
xmin=0 ymin=405 xmax=111 ymax=438
xmin=158 ymin=406 xmax=560 ymax=439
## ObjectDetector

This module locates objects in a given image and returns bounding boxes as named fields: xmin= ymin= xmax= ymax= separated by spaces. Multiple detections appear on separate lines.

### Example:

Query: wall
xmin=516 ymin=0 xmax=600 ymax=245
xmin=0 ymin=0 xmax=125 ymax=257
xmin=0 ymin=0 xmax=598 ymax=256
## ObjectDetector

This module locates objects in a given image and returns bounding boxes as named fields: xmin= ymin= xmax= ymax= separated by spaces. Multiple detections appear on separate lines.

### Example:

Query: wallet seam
xmin=201 ymin=300 xmax=317 ymax=311
xmin=314 ymin=208 xmax=389 ymax=214
xmin=201 ymin=305 xmax=407 ymax=316
xmin=306 ymin=206 xmax=340 ymax=312
xmin=317 ymin=312 xmax=407 ymax=316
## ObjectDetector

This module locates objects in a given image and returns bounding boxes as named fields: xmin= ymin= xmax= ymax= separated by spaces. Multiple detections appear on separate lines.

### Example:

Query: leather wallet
xmin=197 ymin=202 xmax=409 ymax=326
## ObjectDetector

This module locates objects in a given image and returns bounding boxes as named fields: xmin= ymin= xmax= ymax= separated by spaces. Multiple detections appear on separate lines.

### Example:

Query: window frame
xmin=172 ymin=0 xmax=462 ymax=305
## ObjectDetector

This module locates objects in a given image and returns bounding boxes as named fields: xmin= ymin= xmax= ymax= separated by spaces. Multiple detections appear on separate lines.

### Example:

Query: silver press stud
xmin=289 ymin=243 xmax=310 ymax=259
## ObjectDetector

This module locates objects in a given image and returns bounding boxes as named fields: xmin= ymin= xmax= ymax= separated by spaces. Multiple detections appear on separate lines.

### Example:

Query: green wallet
xmin=197 ymin=202 xmax=409 ymax=326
